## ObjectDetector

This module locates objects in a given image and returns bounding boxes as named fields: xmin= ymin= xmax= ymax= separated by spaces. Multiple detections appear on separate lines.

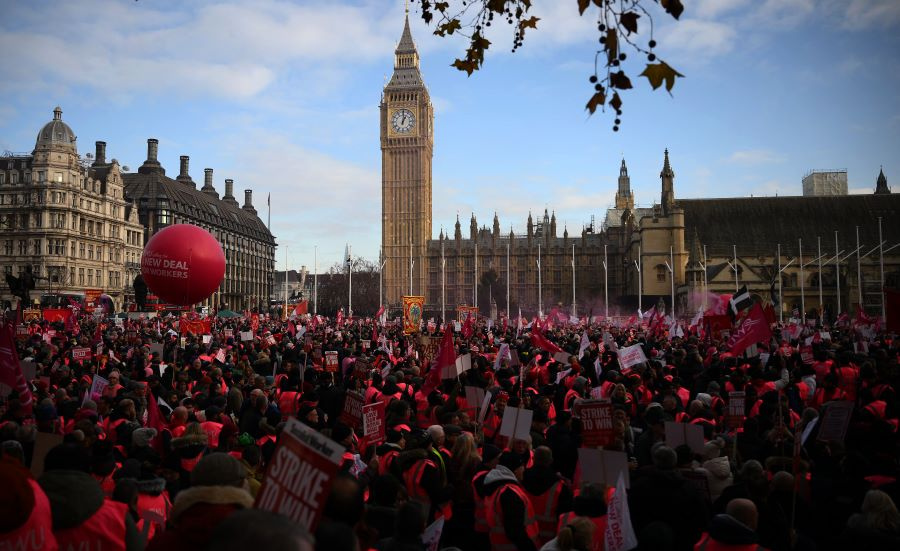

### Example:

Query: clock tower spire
xmin=381 ymin=13 xmax=434 ymax=308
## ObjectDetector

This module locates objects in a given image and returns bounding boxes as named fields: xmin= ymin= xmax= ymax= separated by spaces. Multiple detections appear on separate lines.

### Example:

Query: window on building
xmin=0 ymin=173 xmax=5 ymax=185
xmin=88 ymin=245 xmax=93 ymax=260
xmin=32 ymin=213 xmax=41 ymax=228
xmin=86 ymin=269 xmax=92 ymax=285
xmin=79 ymin=242 xmax=85 ymax=258
xmin=96 ymin=245 xmax=102 ymax=260
xmin=95 ymin=270 xmax=102 ymax=286
xmin=656 ymin=265 xmax=667 ymax=282
xmin=79 ymin=218 xmax=85 ymax=233
xmin=54 ymin=172 xmax=63 ymax=183
xmin=10 ymin=173 xmax=18 ymax=184
xmin=2 ymin=240 xmax=11 ymax=256
xmin=70 ymin=241 xmax=76 ymax=257
xmin=17 ymin=240 xmax=26 ymax=255
xmin=70 ymin=267 xmax=75 ymax=284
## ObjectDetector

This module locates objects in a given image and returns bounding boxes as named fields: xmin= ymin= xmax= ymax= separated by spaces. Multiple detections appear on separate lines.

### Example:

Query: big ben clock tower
xmin=381 ymin=13 xmax=433 ymax=309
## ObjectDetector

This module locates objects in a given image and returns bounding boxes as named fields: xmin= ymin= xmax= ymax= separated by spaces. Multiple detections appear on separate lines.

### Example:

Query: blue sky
xmin=2 ymin=0 xmax=898 ymax=272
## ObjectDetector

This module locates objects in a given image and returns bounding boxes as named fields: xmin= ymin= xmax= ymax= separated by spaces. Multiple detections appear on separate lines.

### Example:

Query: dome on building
xmin=34 ymin=106 xmax=77 ymax=153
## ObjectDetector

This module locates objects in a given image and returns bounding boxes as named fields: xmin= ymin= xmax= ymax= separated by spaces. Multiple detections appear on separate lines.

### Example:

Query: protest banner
xmin=71 ymin=347 xmax=92 ymax=362
xmin=577 ymin=448 xmax=630 ymax=488
xmin=817 ymin=401 xmax=854 ymax=443
xmin=324 ymin=351 xmax=339 ymax=373
xmin=254 ymin=418 xmax=343 ymax=532
xmin=573 ymin=400 xmax=615 ymax=448
xmin=477 ymin=391 xmax=493 ymax=424
xmin=726 ymin=391 xmax=746 ymax=429
xmin=617 ymin=344 xmax=647 ymax=371
xmin=604 ymin=471 xmax=638 ymax=551
xmin=215 ymin=348 xmax=226 ymax=363
xmin=402 ymin=295 xmax=425 ymax=334
xmin=665 ymin=421 xmax=705 ymax=454
xmin=499 ymin=406 xmax=533 ymax=441
xmin=30 ymin=433 xmax=64 ymax=478
xmin=240 ymin=331 xmax=254 ymax=342
xmin=362 ymin=401 xmax=386 ymax=447
xmin=339 ymin=391 xmax=365 ymax=429
xmin=441 ymin=353 xmax=472 ymax=379
xmin=22 ymin=308 xmax=41 ymax=322
xmin=83 ymin=374 xmax=109 ymax=405
xmin=224 ymin=328 xmax=234 ymax=338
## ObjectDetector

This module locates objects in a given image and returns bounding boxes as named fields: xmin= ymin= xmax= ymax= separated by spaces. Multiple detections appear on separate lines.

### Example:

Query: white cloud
xmin=726 ymin=149 xmax=786 ymax=165
xmin=842 ymin=0 xmax=900 ymax=29
xmin=657 ymin=19 xmax=737 ymax=62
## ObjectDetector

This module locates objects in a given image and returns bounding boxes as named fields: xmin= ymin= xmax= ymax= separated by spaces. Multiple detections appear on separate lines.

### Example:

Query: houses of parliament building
xmin=380 ymin=16 xmax=900 ymax=320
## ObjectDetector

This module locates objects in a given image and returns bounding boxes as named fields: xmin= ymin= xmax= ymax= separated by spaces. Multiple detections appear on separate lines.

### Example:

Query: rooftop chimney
xmin=223 ymin=179 xmax=239 ymax=206
xmin=176 ymin=155 xmax=195 ymax=187
xmin=201 ymin=168 xmax=219 ymax=199
xmin=137 ymin=138 xmax=165 ymax=175
xmin=242 ymin=189 xmax=257 ymax=214
xmin=94 ymin=141 xmax=106 ymax=165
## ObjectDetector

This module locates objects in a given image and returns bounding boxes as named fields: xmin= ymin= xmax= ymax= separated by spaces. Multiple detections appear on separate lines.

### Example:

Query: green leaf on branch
xmin=620 ymin=12 xmax=639 ymax=34
xmin=586 ymin=89 xmax=606 ymax=114
xmin=639 ymin=61 xmax=684 ymax=92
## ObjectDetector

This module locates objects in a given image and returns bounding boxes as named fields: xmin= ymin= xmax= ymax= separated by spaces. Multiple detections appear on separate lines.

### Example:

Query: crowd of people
xmin=1 ymin=305 xmax=899 ymax=551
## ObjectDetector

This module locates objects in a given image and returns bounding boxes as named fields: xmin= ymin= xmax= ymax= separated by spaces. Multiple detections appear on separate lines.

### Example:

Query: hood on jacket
xmin=703 ymin=456 xmax=733 ymax=480
xmin=170 ymin=485 xmax=254 ymax=523
xmin=708 ymin=513 xmax=758 ymax=545
xmin=522 ymin=465 xmax=562 ymax=495
xmin=172 ymin=431 xmax=208 ymax=449
xmin=39 ymin=470 xmax=105 ymax=530
xmin=484 ymin=465 xmax=520 ymax=490
xmin=118 ymin=476 xmax=167 ymax=496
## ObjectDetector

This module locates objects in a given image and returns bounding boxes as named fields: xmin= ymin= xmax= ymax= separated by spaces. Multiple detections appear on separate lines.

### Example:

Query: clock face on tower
xmin=390 ymin=108 xmax=416 ymax=134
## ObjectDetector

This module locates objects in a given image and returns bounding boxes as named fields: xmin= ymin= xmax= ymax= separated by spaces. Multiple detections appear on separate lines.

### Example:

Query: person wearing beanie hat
xmin=131 ymin=427 xmax=157 ymax=449
xmin=38 ymin=444 xmax=144 ymax=551
xmin=483 ymin=451 xmax=539 ymax=551
xmin=146 ymin=453 xmax=254 ymax=551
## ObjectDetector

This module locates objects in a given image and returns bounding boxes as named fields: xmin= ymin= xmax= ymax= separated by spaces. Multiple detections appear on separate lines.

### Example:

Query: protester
xmin=0 ymin=301 xmax=897 ymax=551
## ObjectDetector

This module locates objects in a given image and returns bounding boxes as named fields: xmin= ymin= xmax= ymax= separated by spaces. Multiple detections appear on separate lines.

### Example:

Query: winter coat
xmin=145 ymin=485 xmax=254 ymax=551
xmin=702 ymin=456 xmax=734 ymax=503
xmin=628 ymin=467 xmax=709 ymax=551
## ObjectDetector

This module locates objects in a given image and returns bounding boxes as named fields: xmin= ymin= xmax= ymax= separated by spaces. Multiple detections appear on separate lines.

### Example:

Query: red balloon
xmin=140 ymin=224 xmax=226 ymax=306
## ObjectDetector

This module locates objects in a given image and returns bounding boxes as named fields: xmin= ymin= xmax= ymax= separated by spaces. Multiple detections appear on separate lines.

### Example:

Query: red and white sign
xmin=324 ymin=351 xmax=339 ymax=373
xmin=362 ymin=402 xmax=386 ymax=447
xmin=339 ymin=391 xmax=365 ymax=429
xmin=71 ymin=347 xmax=92 ymax=362
xmin=617 ymin=344 xmax=647 ymax=371
xmin=254 ymin=418 xmax=344 ymax=532
xmin=726 ymin=391 xmax=745 ymax=429
xmin=574 ymin=400 xmax=615 ymax=448
xmin=84 ymin=375 xmax=109 ymax=405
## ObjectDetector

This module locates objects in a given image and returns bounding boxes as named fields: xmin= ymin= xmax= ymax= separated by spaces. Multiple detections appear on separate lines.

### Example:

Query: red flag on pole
xmin=727 ymin=303 xmax=773 ymax=356
xmin=422 ymin=325 xmax=454 ymax=395
xmin=530 ymin=323 xmax=564 ymax=355
xmin=462 ymin=313 xmax=474 ymax=339
xmin=0 ymin=321 xmax=34 ymax=414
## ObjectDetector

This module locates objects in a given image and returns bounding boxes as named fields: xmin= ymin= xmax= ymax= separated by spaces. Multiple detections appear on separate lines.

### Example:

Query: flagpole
xmin=817 ymin=236 xmax=822 ymax=319
xmin=409 ymin=239 xmax=413 ymax=296
xmin=835 ymin=231 xmax=841 ymax=316
xmin=474 ymin=240 xmax=478 ymax=310
xmin=702 ymin=244 xmax=708 ymax=311
xmin=856 ymin=225 xmax=862 ymax=309
xmin=799 ymin=238 xmax=805 ymax=325
xmin=537 ymin=243 xmax=542 ymax=317
xmin=634 ymin=245 xmax=642 ymax=314
xmin=347 ymin=244 xmax=352 ymax=317
xmin=313 ymin=245 xmax=318 ymax=315
xmin=571 ymin=243 xmax=576 ymax=318
xmin=283 ymin=246 xmax=288 ymax=320
xmin=603 ymin=243 xmax=609 ymax=320
xmin=879 ymin=217 xmax=886 ymax=322
xmin=506 ymin=239 xmax=510 ymax=321
xmin=670 ymin=245 xmax=675 ymax=320
xmin=777 ymin=243 xmax=783 ymax=323
xmin=733 ymin=244 xmax=739 ymax=292
xmin=379 ymin=247 xmax=384 ymax=312
xmin=441 ymin=240 xmax=446 ymax=325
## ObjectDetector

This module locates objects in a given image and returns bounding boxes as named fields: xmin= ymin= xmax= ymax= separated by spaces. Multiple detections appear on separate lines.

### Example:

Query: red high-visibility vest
xmin=199 ymin=421 xmax=223 ymax=448
xmin=403 ymin=458 xmax=436 ymax=507
xmin=472 ymin=470 xmax=490 ymax=533
xmin=54 ymin=499 xmax=128 ymax=551
xmin=486 ymin=483 xmax=539 ymax=551
xmin=0 ymin=479 xmax=58 ymax=551
xmin=564 ymin=390 xmax=580 ymax=411
xmin=526 ymin=480 xmax=564 ymax=546
xmin=378 ymin=450 xmax=400 ymax=476
xmin=136 ymin=491 xmax=171 ymax=541
xmin=278 ymin=391 xmax=300 ymax=418
xmin=557 ymin=511 xmax=608 ymax=551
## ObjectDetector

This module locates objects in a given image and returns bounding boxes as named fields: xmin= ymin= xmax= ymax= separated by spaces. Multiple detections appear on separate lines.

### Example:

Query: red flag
xmin=375 ymin=305 xmax=385 ymax=321
xmin=462 ymin=313 xmax=474 ymax=339
xmin=502 ymin=316 xmax=508 ymax=333
xmin=287 ymin=320 xmax=296 ymax=337
xmin=293 ymin=301 xmax=308 ymax=317
xmin=763 ymin=303 xmax=776 ymax=325
xmin=0 ymin=321 xmax=33 ymax=414
xmin=530 ymin=323 xmax=563 ymax=355
xmin=728 ymin=303 xmax=773 ymax=356
xmin=423 ymin=325 xmax=454 ymax=394
xmin=145 ymin=388 xmax=166 ymax=453
xmin=886 ymin=288 xmax=900 ymax=333
xmin=856 ymin=305 xmax=876 ymax=326
xmin=337 ymin=308 xmax=344 ymax=327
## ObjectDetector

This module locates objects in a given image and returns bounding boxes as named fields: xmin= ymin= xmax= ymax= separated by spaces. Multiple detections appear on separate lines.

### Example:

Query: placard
xmin=726 ymin=391 xmax=745 ymax=429
xmin=362 ymin=401 xmax=386 ymax=447
xmin=477 ymin=391 xmax=492 ymax=424
xmin=361 ymin=339 xmax=370 ymax=351
xmin=665 ymin=421 xmax=705 ymax=454
xmin=499 ymin=406 xmax=533 ymax=441
xmin=240 ymin=331 xmax=254 ymax=342
xmin=202 ymin=334 xmax=212 ymax=345
xmin=30 ymin=432 xmax=64 ymax=478
xmin=339 ymin=391 xmax=365 ymax=429
xmin=224 ymin=328 xmax=234 ymax=338
xmin=324 ymin=351 xmax=339 ymax=373
xmin=254 ymin=418 xmax=343 ymax=532
xmin=464 ymin=386 xmax=486 ymax=415
xmin=84 ymin=374 xmax=109 ymax=405
xmin=617 ymin=344 xmax=647 ymax=371
xmin=574 ymin=400 xmax=615 ymax=448
xmin=577 ymin=448 xmax=629 ymax=488
xmin=71 ymin=347 xmax=92 ymax=362
xmin=817 ymin=401 xmax=854 ymax=443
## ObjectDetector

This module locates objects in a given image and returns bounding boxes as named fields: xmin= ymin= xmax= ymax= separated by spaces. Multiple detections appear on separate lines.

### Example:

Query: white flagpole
xmin=284 ymin=246 xmax=288 ymax=320
xmin=670 ymin=245 xmax=675 ymax=320
xmin=702 ymin=244 xmax=708 ymax=311
xmin=313 ymin=245 xmax=318 ymax=315
xmin=733 ymin=244 xmax=739 ymax=291
xmin=879 ymin=217 xmax=886 ymax=322
xmin=441 ymin=240 xmax=446 ymax=325
xmin=835 ymin=231 xmax=841 ymax=316
xmin=537 ymin=243 xmax=542 ymax=317
xmin=474 ymin=240 xmax=478 ymax=309
xmin=603 ymin=243 xmax=608 ymax=320
xmin=799 ymin=238 xmax=805 ymax=324
xmin=777 ymin=243 xmax=782 ymax=323
xmin=856 ymin=225 xmax=863 ymax=309
xmin=634 ymin=245 xmax=642 ymax=314
xmin=506 ymin=239 xmax=510 ymax=320
xmin=818 ymin=236 xmax=823 ymax=318
xmin=347 ymin=244 xmax=352 ymax=317
xmin=379 ymin=248 xmax=385 ymax=312
xmin=409 ymin=239 xmax=413 ymax=296
xmin=571 ymin=243 xmax=576 ymax=318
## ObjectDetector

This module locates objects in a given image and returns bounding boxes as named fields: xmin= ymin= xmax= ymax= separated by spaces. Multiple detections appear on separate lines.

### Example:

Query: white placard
xmin=665 ymin=421 xmax=705 ymax=454
xmin=499 ymin=406 xmax=533 ymax=441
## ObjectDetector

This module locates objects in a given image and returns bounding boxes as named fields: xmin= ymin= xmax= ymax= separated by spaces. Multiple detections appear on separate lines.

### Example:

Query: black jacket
xmin=483 ymin=466 xmax=537 ymax=551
